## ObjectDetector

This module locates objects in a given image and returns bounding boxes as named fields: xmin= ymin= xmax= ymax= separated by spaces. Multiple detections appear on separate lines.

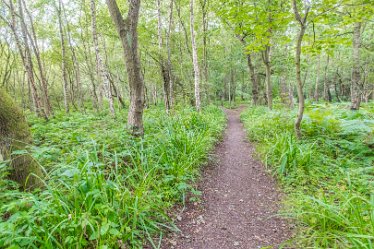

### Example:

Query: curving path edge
xmin=164 ymin=107 xmax=291 ymax=249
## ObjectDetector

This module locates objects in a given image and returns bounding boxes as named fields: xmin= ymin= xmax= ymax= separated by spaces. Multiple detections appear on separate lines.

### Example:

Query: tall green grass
xmin=241 ymin=103 xmax=374 ymax=248
xmin=0 ymin=105 xmax=225 ymax=248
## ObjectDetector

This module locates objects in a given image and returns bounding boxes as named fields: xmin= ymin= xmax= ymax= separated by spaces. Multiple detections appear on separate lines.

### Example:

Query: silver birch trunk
xmin=190 ymin=0 xmax=201 ymax=111
xmin=57 ymin=0 xmax=70 ymax=113
xmin=91 ymin=0 xmax=115 ymax=116
xmin=350 ymin=22 xmax=362 ymax=110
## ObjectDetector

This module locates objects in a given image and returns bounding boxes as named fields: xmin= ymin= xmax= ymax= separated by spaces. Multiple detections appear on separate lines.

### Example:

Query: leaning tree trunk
xmin=294 ymin=27 xmax=306 ymax=139
xmin=57 ymin=0 xmax=70 ymax=113
xmin=91 ymin=0 xmax=115 ymax=116
xmin=0 ymin=89 xmax=43 ymax=189
xmin=63 ymin=4 xmax=84 ymax=111
xmin=22 ymin=0 xmax=52 ymax=117
xmin=351 ymin=22 xmax=362 ymax=110
xmin=292 ymin=0 xmax=310 ymax=139
xmin=238 ymin=37 xmax=259 ymax=105
xmin=263 ymin=46 xmax=272 ymax=109
xmin=190 ymin=0 xmax=201 ymax=111
xmin=17 ymin=0 xmax=45 ymax=118
xmin=106 ymin=0 xmax=144 ymax=136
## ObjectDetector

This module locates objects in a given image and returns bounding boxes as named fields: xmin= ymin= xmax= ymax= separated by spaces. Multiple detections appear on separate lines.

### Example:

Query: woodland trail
xmin=164 ymin=107 xmax=291 ymax=249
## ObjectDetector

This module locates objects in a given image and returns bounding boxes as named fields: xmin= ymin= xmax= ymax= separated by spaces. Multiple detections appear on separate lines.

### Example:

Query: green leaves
xmin=215 ymin=0 xmax=292 ymax=52
xmin=0 ymin=106 xmax=226 ymax=248
xmin=241 ymin=103 xmax=374 ymax=248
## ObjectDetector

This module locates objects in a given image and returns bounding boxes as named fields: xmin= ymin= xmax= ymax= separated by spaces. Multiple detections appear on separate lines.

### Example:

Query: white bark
xmin=91 ymin=0 xmax=115 ymax=116
xmin=57 ymin=0 xmax=70 ymax=113
xmin=190 ymin=0 xmax=201 ymax=111
xmin=351 ymin=22 xmax=362 ymax=110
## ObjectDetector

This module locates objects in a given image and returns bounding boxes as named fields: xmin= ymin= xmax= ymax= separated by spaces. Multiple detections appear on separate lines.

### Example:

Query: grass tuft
xmin=0 ymin=105 xmax=225 ymax=248
xmin=241 ymin=102 xmax=374 ymax=248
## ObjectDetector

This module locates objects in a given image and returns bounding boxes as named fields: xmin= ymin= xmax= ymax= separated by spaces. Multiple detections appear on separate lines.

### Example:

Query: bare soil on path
xmin=164 ymin=107 xmax=291 ymax=249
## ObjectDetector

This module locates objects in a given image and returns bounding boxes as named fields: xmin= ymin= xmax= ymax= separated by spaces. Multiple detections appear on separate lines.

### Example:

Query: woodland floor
xmin=163 ymin=107 xmax=292 ymax=249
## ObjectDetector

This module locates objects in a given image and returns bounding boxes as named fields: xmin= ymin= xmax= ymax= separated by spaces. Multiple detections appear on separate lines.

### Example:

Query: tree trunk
xmin=292 ymin=0 xmax=309 ymax=139
xmin=157 ymin=0 xmax=171 ymax=113
xmin=351 ymin=22 xmax=362 ymax=110
xmin=190 ymin=0 xmax=201 ymax=111
xmin=81 ymin=31 xmax=99 ymax=111
xmin=167 ymin=0 xmax=174 ymax=108
xmin=228 ymin=73 xmax=231 ymax=105
xmin=237 ymin=37 xmax=259 ymax=105
xmin=288 ymin=79 xmax=294 ymax=109
xmin=230 ymin=66 xmax=236 ymax=103
xmin=334 ymin=69 xmax=341 ymax=102
xmin=22 ymin=0 xmax=52 ymax=117
xmin=241 ymin=70 xmax=246 ymax=101
xmin=246 ymin=54 xmax=259 ymax=105
xmin=108 ymin=75 xmax=126 ymax=108
xmin=0 ymin=88 xmax=43 ymax=189
xmin=0 ymin=43 xmax=14 ymax=89
xmin=262 ymin=46 xmax=272 ymax=109
xmin=16 ymin=0 xmax=45 ymax=118
xmin=57 ymin=0 xmax=70 ymax=113
xmin=152 ymin=85 xmax=158 ymax=106
xmin=323 ymin=54 xmax=330 ymax=102
xmin=314 ymin=54 xmax=321 ymax=101
xmin=79 ymin=5 xmax=99 ymax=111
xmin=91 ymin=0 xmax=115 ymax=116
xmin=62 ymin=3 xmax=84 ymax=111
xmin=175 ymin=0 xmax=192 ymax=56
xmin=294 ymin=29 xmax=306 ymax=139
xmin=280 ymin=75 xmax=289 ymax=105
xmin=106 ymin=0 xmax=144 ymax=136
xmin=201 ymin=0 xmax=209 ymax=104
xmin=361 ymin=63 xmax=371 ymax=103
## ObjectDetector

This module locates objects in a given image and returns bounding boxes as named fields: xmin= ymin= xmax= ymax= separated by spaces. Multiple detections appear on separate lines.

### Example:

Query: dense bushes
xmin=0 ymin=105 xmax=225 ymax=248
xmin=241 ymin=103 xmax=374 ymax=248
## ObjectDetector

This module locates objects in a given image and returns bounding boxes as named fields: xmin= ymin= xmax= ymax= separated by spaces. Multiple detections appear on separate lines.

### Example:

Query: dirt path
xmin=164 ymin=107 xmax=291 ymax=249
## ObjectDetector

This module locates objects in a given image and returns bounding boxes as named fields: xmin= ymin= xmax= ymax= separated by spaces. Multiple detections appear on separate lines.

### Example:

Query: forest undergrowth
xmin=0 ymin=105 xmax=225 ymax=249
xmin=241 ymin=102 xmax=374 ymax=248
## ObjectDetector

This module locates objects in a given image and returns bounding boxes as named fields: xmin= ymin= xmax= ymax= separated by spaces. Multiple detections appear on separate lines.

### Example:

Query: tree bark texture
xmin=57 ymin=0 xmax=70 ymax=113
xmin=351 ymin=22 xmax=362 ymax=110
xmin=91 ymin=0 xmax=115 ymax=116
xmin=106 ymin=0 xmax=145 ymax=136
xmin=263 ymin=46 xmax=272 ymax=109
xmin=190 ymin=0 xmax=201 ymax=111
xmin=17 ymin=0 xmax=46 ymax=118
xmin=292 ymin=0 xmax=309 ymax=139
